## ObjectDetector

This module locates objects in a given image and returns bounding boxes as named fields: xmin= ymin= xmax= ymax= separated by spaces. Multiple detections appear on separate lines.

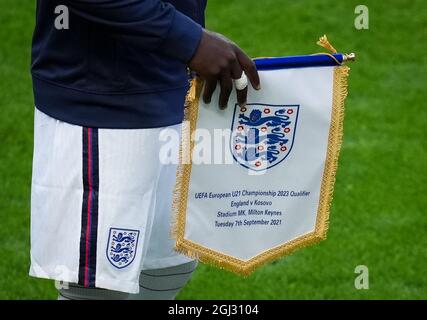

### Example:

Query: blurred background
xmin=0 ymin=0 xmax=426 ymax=299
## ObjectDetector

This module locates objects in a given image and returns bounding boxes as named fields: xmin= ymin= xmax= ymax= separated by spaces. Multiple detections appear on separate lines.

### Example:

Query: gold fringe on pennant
xmin=171 ymin=66 xmax=351 ymax=275
xmin=170 ymin=77 xmax=203 ymax=257
xmin=315 ymin=65 xmax=349 ymax=239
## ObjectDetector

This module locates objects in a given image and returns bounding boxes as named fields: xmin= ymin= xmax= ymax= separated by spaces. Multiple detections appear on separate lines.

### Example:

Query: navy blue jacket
xmin=32 ymin=0 xmax=207 ymax=128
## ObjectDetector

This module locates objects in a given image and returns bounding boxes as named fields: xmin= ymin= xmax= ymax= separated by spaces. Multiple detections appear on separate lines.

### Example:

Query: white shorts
xmin=29 ymin=108 xmax=192 ymax=294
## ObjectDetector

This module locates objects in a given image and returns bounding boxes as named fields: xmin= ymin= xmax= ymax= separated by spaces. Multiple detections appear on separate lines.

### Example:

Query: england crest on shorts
xmin=231 ymin=103 xmax=299 ymax=171
xmin=106 ymin=228 xmax=139 ymax=269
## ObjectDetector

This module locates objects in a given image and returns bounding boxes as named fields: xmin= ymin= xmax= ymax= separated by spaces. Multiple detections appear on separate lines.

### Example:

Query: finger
xmin=203 ymin=78 xmax=217 ymax=104
xmin=236 ymin=86 xmax=248 ymax=108
xmin=230 ymin=61 xmax=247 ymax=107
xmin=218 ymin=74 xmax=233 ymax=110
xmin=235 ymin=46 xmax=261 ymax=90
xmin=230 ymin=59 xmax=243 ymax=80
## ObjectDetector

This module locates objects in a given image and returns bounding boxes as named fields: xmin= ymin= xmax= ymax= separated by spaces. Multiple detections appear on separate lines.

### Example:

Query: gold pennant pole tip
xmin=343 ymin=53 xmax=356 ymax=62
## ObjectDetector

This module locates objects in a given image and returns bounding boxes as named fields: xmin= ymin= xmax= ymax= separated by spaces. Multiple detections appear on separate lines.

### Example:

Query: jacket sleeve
xmin=61 ymin=0 xmax=203 ymax=63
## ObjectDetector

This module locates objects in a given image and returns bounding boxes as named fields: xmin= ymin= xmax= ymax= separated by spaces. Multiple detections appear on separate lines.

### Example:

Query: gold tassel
xmin=317 ymin=35 xmax=337 ymax=54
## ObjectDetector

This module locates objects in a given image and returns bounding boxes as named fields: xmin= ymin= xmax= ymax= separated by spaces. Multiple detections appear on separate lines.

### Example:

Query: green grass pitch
xmin=0 ymin=0 xmax=426 ymax=299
